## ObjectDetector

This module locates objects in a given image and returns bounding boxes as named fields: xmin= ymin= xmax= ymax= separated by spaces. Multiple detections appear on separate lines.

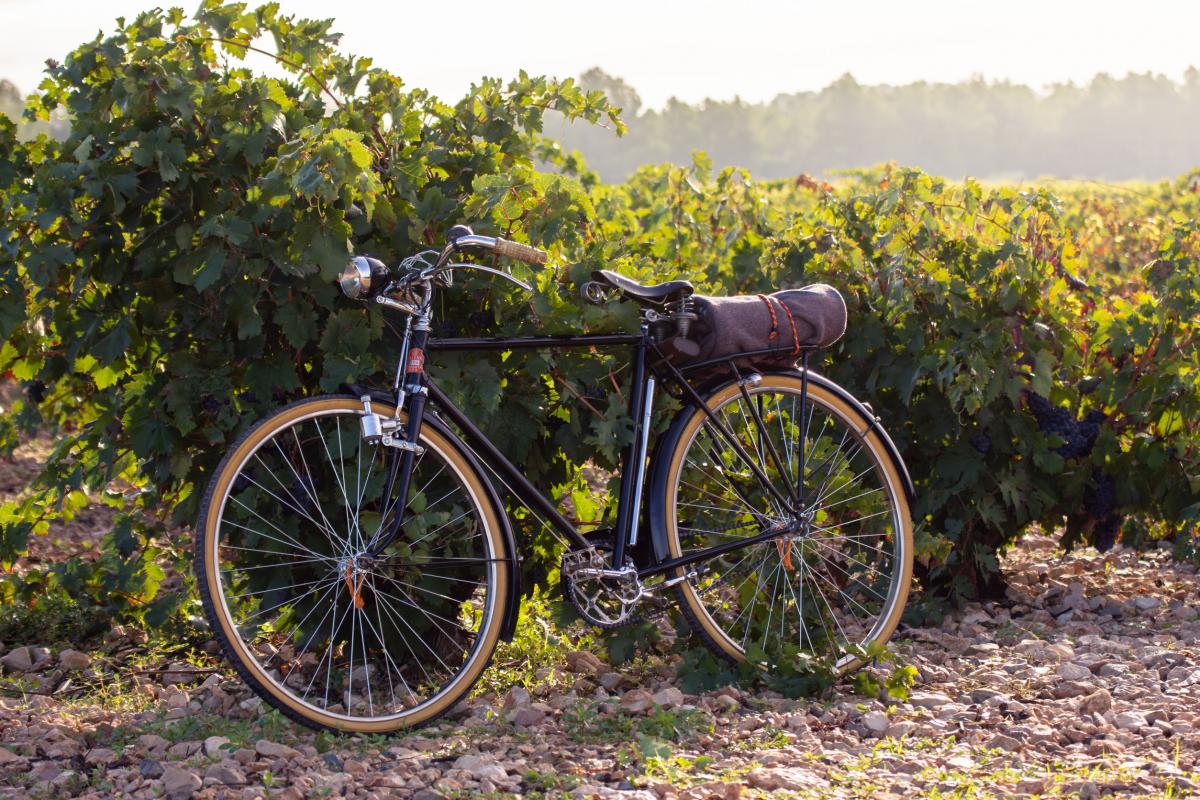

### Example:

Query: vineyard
xmin=0 ymin=2 xmax=1199 ymax=795
xmin=1 ymin=9 xmax=1197 ymax=627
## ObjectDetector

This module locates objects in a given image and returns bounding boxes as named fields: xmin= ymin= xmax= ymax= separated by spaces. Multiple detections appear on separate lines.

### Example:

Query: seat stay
xmin=648 ymin=343 xmax=797 ymax=514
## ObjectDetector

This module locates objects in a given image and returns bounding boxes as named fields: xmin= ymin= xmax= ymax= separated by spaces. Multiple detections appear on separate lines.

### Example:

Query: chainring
xmin=561 ymin=531 xmax=648 ymax=629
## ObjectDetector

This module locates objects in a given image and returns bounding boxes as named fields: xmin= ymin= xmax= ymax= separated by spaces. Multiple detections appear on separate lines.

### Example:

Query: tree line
xmin=1 ymin=79 xmax=68 ymax=140
xmin=8 ymin=68 xmax=1200 ymax=183
xmin=553 ymin=68 xmax=1200 ymax=182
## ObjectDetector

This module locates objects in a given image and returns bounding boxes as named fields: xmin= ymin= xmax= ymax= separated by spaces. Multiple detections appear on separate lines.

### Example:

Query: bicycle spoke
xmin=807 ymin=509 xmax=892 ymax=536
xmin=314 ymin=419 xmax=357 ymax=549
xmin=289 ymin=425 xmax=345 ymax=549
xmin=780 ymin=565 xmax=809 ymax=651
xmin=227 ymin=573 xmax=333 ymax=602
xmin=806 ymin=536 xmax=890 ymax=585
xmin=370 ymin=577 xmax=456 ymax=677
xmin=761 ymin=557 xmax=784 ymax=651
xmin=406 ymin=509 xmax=476 ymax=548
xmin=371 ymin=575 xmax=475 ymax=634
xmin=235 ymin=577 xmax=338 ymax=626
xmin=814 ymin=482 xmax=883 ymax=515
xmin=219 ymin=549 xmax=331 ymax=569
xmin=806 ymin=538 xmax=889 ymax=604
xmin=254 ymin=448 xmax=342 ymax=550
xmin=358 ymin=587 xmax=410 ymax=710
xmin=230 ymin=478 xmax=337 ymax=555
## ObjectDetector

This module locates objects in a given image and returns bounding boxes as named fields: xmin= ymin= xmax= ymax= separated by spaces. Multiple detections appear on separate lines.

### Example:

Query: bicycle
xmin=195 ymin=226 xmax=914 ymax=732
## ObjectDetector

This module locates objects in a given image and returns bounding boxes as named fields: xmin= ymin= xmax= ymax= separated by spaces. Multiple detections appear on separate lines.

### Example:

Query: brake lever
xmin=438 ymin=262 xmax=533 ymax=293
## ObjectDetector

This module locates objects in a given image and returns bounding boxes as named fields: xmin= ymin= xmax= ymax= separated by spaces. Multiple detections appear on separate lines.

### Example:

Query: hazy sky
xmin=2 ymin=0 xmax=1197 ymax=108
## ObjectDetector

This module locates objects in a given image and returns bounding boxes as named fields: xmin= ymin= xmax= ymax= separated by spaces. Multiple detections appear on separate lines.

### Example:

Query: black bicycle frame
xmin=370 ymin=328 xmax=816 ymax=580
xmin=426 ymin=332 xmax=644 ymax=561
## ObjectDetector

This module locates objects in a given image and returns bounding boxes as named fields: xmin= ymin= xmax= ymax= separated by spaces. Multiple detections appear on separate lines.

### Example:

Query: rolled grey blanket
xmin=686 ymin=284 xmax=847 ymax=367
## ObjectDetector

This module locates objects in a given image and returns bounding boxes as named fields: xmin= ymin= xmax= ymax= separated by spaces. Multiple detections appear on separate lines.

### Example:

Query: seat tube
xmin=611 ymin=328 xmax=651 ymax=568
xmin=627 ymin=376 xmax=655 ymax=546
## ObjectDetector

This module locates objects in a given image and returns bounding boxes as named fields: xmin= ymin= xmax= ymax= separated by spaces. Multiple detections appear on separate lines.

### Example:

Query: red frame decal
xmin=406 ymin=347 xmax=425 ymax=374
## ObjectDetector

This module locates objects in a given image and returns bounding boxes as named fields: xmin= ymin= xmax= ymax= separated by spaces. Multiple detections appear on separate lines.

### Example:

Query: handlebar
xmin=493 ymin=237 xmax=548 ymax=265
xmin=451 ymin=233 xmax=547 ymax=266
xmin=339 ymin=227 xmax=547 ymax=303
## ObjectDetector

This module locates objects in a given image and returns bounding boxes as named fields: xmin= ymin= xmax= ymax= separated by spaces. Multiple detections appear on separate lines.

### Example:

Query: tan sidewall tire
xmin=197 ymin=397 xmax=508 ymax=732
xmin=663 ymin=376 xmax=912 ymax=674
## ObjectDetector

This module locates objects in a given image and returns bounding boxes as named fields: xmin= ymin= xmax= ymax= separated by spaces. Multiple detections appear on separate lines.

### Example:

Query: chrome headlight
xmin=339 ymin=257 xmax=373 ymax=299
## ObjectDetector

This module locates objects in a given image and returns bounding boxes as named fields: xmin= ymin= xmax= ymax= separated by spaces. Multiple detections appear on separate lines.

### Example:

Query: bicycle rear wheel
xmin=196 ymin=396 xmax=509 ymax=732
xmin=654 ymin=373 xmax=912 ymax=674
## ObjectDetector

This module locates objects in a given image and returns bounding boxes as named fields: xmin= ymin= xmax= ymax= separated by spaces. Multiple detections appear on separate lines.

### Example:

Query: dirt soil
xmin=1 ymin=427 xmax=1198 ymax=798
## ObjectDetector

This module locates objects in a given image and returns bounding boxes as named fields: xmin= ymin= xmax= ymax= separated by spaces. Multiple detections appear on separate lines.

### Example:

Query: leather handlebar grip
xmin=494 ymin=237 xmax=548 ymax=266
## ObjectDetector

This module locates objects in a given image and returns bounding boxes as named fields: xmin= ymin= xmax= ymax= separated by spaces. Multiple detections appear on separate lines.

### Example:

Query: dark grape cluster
xmin=1084 ymin=470 xmax=1121 ymax=552
xmin=232 ymin=467 xmax=253 ymax=494
xmin=1027 ymin=394 xmax=1120 ymax=550
xmin=23 ymin=380 xmax=46 ymax=405
xmin=581 ymin=382 xmax=608 ymax=404
xmin=289 ymin=477 xmax=320 ymax=518
xmin=1092 ymin=514 xmax=1121 ymax=553
xmin=1072 ymin=410 xmax=1106 ymax=458
xmin=969 ymin=432 xmax=991 ymax=454
xmin=1083 ymin=470 xmax=1116 ymax=519
xmin=1025 ymin=393 xmax=1105 ymax=459
xmin=468 ymin=310 xmax=494 ymax=331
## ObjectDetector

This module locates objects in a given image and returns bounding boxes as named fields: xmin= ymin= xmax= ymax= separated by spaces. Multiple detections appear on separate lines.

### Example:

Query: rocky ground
xmin=0 ymin=434 xmax=119 ymax=571
xmin=0 ymin=531 xmax=1197 ymax=799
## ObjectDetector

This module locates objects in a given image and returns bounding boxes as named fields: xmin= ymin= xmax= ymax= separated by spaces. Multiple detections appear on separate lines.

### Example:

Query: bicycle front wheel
xmin=196 ymin=396 xmax=509 ymax=732
xmin=655 ymin=373 xmax=912 ymax=674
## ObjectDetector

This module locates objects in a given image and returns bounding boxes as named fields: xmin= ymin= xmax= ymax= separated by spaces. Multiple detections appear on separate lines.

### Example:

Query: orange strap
xmin=756 ymin=294 xmax=780 ymax=340
xmin=776 ymin=537 xmax=796 ymax=571
xmin=758 ymin=294 xmax=801 ymax=355
xmin=777 ymin=298 xmax=802 ymax=355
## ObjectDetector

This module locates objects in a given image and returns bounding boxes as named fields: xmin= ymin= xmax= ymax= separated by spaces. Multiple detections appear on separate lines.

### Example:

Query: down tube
xmin=424 ymin=380 xmax=591 ymax=551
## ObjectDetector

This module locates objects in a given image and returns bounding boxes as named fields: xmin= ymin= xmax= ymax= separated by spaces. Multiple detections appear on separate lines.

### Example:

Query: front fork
xmin=364 ymin=322 xmax=431 ymax=558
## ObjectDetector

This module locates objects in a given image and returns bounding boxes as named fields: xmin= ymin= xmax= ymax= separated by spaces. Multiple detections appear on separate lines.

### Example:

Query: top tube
xmin=427 ymin=334 xmax=644 ymax=352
